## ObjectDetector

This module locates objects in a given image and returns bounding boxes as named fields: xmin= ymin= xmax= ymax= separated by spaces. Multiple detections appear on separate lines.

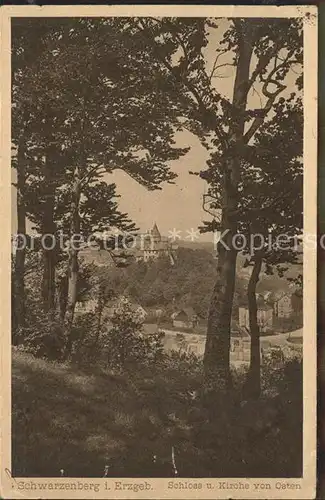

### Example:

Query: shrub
xmin=69 ymin=311 xmax=104 ymax=366
xmin=15 ymin=316 xmax=65 ymax=360
xmin=175 ymin=357 xmax=303 ymax=477
xmin=273 ymin=314 xmax=303 ymax=333
xmin=100 ymin=297 xmax=165 ymax=370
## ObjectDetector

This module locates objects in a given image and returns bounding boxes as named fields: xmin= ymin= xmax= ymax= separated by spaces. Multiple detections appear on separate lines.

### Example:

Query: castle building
xmin=135 ymin=223 xmax=175 ymax=264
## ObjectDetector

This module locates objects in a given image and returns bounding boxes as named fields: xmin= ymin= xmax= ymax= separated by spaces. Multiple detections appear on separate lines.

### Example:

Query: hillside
xmin=78 ymin=246 xmax=300 ymax=322
xmin=176 ymin=240 xmax=216 ymax=253
xmin=12 ymin=349 xmax=302 ymax=478
xmin=12 ymin=350 xmax=197 ymax=477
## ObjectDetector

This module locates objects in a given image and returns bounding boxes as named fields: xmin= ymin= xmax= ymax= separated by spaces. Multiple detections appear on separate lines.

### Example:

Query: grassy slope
xmin=12 ymin=350 xmax=199 ymax=478
xmin=12 ymin=350 xmax=302 ymax=478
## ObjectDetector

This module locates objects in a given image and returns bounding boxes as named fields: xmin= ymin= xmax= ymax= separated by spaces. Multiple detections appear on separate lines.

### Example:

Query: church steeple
xmin=151 ymin=222 xmax=161 ymax=241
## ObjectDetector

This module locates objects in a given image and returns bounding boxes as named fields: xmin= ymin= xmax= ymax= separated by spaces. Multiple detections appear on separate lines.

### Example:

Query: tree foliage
xmin=11 ymin=17 xmax=189 ymax=346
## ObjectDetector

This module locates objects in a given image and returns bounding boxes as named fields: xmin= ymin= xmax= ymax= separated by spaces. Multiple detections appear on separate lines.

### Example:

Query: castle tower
xmin=150 ymin=222 xmax=161 ymax=242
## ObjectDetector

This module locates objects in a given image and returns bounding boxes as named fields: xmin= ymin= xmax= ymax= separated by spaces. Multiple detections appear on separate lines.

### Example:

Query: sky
xmin=11 ymin=129 xmax=214 ymax=242
xmin=11 ymin=18 xmax=301 ymax=244
xmin=102 ymin=131 xmax=211 ymax=240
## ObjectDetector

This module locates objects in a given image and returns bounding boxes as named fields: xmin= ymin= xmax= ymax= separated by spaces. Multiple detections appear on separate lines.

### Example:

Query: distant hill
xmin=79 ymin=248 xmax=115 ymax=267
xmin=79 ymin=243 xmax=302 ymax=313
xmin=79 ymin=241 xmax=217 ymax=267
xmin=176 ymin=240 xmax=216 ymax=253
xmin=80 ymin=239 xmax=302 ymax=283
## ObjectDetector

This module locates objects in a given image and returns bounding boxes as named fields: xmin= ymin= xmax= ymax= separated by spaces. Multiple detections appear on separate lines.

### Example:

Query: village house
xmin=103 ymin=296 xmax=148 ymax=321
xmin=273 ymin=293 xmax=292 ymax=318
xmin=145 ymin=307 xmax=165 ymax=323
xmin=261 ymin=289 xmax=302 ymax=319
xmin=76 ymin=296 xmax=148 ymax=322
xmin=171 ymin=307 xmax=198 ymax=330
xmin=238 ymin=304 xmax=273 ymax=333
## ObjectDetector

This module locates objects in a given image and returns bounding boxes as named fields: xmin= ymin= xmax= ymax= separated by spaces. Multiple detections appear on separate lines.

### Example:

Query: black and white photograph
xmin=0 ymin=5 xmax=317 ymax=499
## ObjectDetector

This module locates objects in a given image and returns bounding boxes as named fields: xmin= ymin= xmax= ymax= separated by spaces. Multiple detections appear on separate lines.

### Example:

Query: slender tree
xmin=12 ymin=18 xmax=189 ymax=355
xmin=244 ymin=100 xmax=302 ymax=398
xmin=202 ymin=95 xmax=303 ymax=397
xmin=134 ymin=17 xmax=302 ymax=387
xmin=12 ymin=19 xmax=72 ymax=315
xmin=11 ymin=20 xmax=52 ymax=329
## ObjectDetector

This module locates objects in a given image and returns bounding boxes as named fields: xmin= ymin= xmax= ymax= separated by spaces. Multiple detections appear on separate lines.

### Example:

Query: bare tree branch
xmin=246 ymin=42 xmax=281 ymax=96
xmin=243 ymin=90 xmax=282 ymax=145
xmin=251 ymin=83 xmax=263 ymax=108
xmin=136 ymin=19 xmax=229 ymax=151
xmin=211 ymin=63 xmax=235 ymax=80
xmin=209 ymin=49 xmax=228 ymax=82
xmin=243 ymin=55 xmax=297 ymax=144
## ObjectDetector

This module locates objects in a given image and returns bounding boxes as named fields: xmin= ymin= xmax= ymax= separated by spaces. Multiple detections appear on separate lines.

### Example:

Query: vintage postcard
xmin=0 ymin=4 xmax=317 ymax=499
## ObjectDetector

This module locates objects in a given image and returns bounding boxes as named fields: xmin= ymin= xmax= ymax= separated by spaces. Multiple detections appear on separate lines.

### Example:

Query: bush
xmin=173 ymin=357 xmax=303 ymax=477
xmin=104 ymin=298 xmax=165 ymax=369
xmin=273 ymin=314 xmax=303 ymax=333
xmin=71 ymin=297 xmax=166 ymax=371
xmin=15 ymin=316 xmax=65 ymax=360
xmin=69 ymin=311 xmax=104 ymax=366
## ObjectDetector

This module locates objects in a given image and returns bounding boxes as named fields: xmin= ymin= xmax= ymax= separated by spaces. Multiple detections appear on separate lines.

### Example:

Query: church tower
xmin=150 ymin=222 xmax=161 ymax=242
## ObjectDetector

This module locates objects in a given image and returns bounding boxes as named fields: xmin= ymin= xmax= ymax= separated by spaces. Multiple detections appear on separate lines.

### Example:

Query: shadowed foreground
xmin=12 ymin=350 xmax=302 ymax=478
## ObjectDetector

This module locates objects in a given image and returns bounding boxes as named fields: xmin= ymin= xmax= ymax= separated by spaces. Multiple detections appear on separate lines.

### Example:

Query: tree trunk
xmin=64 ymin=166 xmax=81 ymax=358
xmin=58 ymin=273 xmax=69 ymax=323
xmin=14 ymin=137 xmax=27 ymax=336
xmin=41 ymin=151 xmax=57 ymax=315
xmin=204 ymin=25 xmax=254 ymax=388
xmin=204 ymin=222 xmax=237 ymax=387
xmin=246 ymin=254 xmax=263 ymax=399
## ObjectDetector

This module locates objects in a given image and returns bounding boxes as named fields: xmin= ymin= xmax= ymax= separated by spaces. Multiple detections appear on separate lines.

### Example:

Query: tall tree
xmin=12 ymin=19 xmax=72 ymax=316
xmin=241 ymin=99 xmax=302 ymax=398
xmin=12 ymin=18 xmax=189 ymax=354
xmin=11 ymin=19 xmax=53 ymax=329
xmin=133 ymin=17 xmax=302 ymax=387
xmin=12 ymin=119 xmax=27 ymax=332
xmin=202 ymin=19 xmax=302 ymax=387
xmin=202 ymin=91 xmax=303 ymax=397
